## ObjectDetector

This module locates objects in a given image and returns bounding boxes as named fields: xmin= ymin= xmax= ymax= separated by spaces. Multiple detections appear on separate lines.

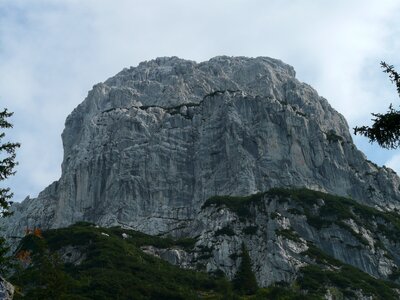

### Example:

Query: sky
xmin=1 ymin=0 xmax=400 ymax=201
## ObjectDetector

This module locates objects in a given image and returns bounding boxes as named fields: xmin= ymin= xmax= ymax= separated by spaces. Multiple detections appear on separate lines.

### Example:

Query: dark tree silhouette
xmin=233 ymin=243 xmax=258 ymax=295
xmin=0 ymin=108 xmax=20 ymax=275
xmin=354 ymin=62 xmax=400 ymax=149
xmin=0 ymin=108 xmax=20 ymax=217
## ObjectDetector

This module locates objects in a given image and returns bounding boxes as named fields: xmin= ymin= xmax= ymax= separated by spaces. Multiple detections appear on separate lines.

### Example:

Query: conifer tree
xmin=354 ymin=62 xmax=400 ymax=149
xmin=14 ymin=232 xmax=71 ymax=299
xmin=233 ymin=243 xmax=258 ymax=295
xmin=0 ymin=108 xmax=20 ymax=217
xmin=0 ymin=108 xmax=20 ymax=274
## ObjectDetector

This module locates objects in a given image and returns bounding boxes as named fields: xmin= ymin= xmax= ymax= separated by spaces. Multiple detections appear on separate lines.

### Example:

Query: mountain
xmin=10 ymin=222 xmax=400 ymax=299
xmin=11 ymin=223 xmax=233 ymax=300
xmin=3 ymin=56 xmax=400 ymax=298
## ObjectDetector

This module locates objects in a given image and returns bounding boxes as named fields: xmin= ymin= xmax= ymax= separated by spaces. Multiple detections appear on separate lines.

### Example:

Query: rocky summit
xmin=4 ymin=56 xmax=400 ymax=294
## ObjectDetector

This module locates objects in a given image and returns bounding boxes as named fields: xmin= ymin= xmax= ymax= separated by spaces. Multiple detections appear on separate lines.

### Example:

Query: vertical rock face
xmin=5 ymin=56 xmax=400 ymax=240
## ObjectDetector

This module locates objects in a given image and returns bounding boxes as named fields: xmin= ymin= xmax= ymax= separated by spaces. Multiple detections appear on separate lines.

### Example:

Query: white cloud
xmin=386 ymin=154 xmax=400 ymax=175
xmin=1 ymin=0 xmax=400 ymax=200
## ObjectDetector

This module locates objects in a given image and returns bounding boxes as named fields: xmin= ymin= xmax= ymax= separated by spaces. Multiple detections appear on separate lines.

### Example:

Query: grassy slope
xmin=11 ymin=223 xmax=233 ymax=300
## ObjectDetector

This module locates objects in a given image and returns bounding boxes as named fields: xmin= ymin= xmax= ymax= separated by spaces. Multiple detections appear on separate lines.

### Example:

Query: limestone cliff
xmin=4 ymin=56 xmax=400 ymax=289
xmin=183 ymin=189 xmax=400 ymax=286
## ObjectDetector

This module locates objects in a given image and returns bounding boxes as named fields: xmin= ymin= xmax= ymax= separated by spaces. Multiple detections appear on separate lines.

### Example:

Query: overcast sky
xmin=1 ymin=0 xmax=400 ymax=201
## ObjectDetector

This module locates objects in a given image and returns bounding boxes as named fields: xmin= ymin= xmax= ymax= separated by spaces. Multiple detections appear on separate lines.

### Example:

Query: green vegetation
xmin=232 ymin=244 xmax=258 ymax=295
xmin=299 ymin=243 xmax=400 ymax=299
xmin=202 ymin=193 xmax=265 ymax=219
xmin=199 ymin=188 xmax=400 ymax=298
xmin=304 ymin=244 xmax=342 ymax=267
xmin=267 ymin=187 xmax=400 ymax=243
xmin=215 ymin=226 xmax=235 ymax=237
xmin=354 ymin=62 xmax=400 ymax=149
xmin=270 ymin=211 xmax=280 ymax=219
xmin=242 ymin=226 xmax=258 ymax=235
xmin=197 ymin=245 xmax=214 ymax=260
xmin=287 ymin=208 xmax=303 ymax=215
xmin=256 ymin=243 xmax=400 ymax=299
xmin=44 ymin=222 xmax=197 ymax=252
xmin=7 ymin=188 xmax=400 ymax=299
xmin=11 ymin=223 xmax=233 ymax=299
xmin=275 ymin=229 xmax=302 ymax=243
xmin=254 ymin=285 xmax=307 ymax=300
xmin=0 ymin=108 xmax=21 ymax=217
xmin=202 ymin=187 xmax=400 ymax=243
xmin=0 ymin=235 xmax=13 ymax=275
xmin=298 ymin=263 xmax=399 ymax=299
xmin=202 ymin=187 xmax=400 ymax=257
xmin=204 ymin=90 xmax=241 ymax=99
xmin=325 ymin=130 xmax=344 ymax=143
xmin=8 ymin=221 xmax=400 ymax=299
xmin=335 ymin=221 xmax=369 ymax=245
xmin=0 ymin=108 xmax=20 ymax=276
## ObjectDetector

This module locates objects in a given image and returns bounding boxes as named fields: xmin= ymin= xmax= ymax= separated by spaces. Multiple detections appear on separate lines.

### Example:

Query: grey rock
xmin=0 ymin=276 xmax=14 ymax=300
xmin=3 ymin=56 xmax=400 ymax=288
xmin=153 ymin=192 xmax=400 ymax=287
xmin=58 ymin=245 xmax=86 ymax=266
xmin=141 ymin=245 xmax=193 ymax=269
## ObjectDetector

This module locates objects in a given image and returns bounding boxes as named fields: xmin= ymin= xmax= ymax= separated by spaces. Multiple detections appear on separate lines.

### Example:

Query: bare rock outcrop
xmin=0 ymin=276 xmax=14 ymax=300
xmin=3 ymin=56 xmax=400 ymax=287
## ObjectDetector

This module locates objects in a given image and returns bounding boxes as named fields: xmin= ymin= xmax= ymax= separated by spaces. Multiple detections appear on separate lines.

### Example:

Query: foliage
xmin=0 ymin=236 xmax=13 ymax=274
xmin=12 ymin=231 xmax=74 ymax=299
xmin=11 ymin=223 xmax=234 ymax=299
xmin=0 ymin=108 xmax=20 ymax=217
xmin=266 ymin=242 xmax=400 ymax=299
xmin=0 ymin=108 xmax=20 ymax=276
xmin=267 ymin=187 xmax=400 ymax=243
xmin=215 ymin=226 xmax=235 ymax=237
xmin=203 ymin=187 xmax=400 ymax=235
xmin=354 ymin=62 xmax=400 ymax=149
xmin=275 ymin=229 xmax=302 ymax=243
xmin=201 ymin=187 xmax=400 ymax=297
xmin=325 ymin=130 xmax=343 ymax=143
xmin=202 ymin=193 xmax=265 ymax=219
xmin=242 ymin=226 xmax=258 ymax=235
xmin=9 ymin=221 xmax=400 ymax=299
xmin=255 ymin=285 xmax=307 ymax=300
xmin=232 ymin=244 xmax=258 ymax=295
xmin=297 ymin=263 xmax=399 ymax=299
